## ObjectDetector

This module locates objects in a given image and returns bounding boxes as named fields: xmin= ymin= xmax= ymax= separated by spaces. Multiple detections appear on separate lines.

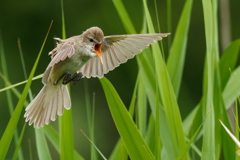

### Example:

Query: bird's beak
xmin=94 ymin=44 xmax=103 ymax=64
xmin=101 ymin=41 xmax=109 ymax=45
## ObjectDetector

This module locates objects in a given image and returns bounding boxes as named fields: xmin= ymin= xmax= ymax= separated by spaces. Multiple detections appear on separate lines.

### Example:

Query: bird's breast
xmin=50 ymin=51 xmax=91 ymax=84
xmin=65 ymin=51 xmax=91 ymax=73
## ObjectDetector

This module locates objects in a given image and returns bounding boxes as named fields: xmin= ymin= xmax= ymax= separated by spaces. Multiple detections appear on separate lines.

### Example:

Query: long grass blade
xmin=177 ymin=122 xmax=203 ymax=160
xmin=223 ymin=66 xmax=240 ymax=108
xmin=0 ymin=31 xmax=14 ymax=122
xmin=0 ymin=30 xmax=24 ymax=160
xmin=167 ymin=0 xmax=193 ymax=97
xmin=109 ymin=75 xmax=139 ymax=160
xmin=84 ymin=80 xmax=97 ymax=160
xmin=0 ymin=73 xmax=29 ymax=106
xmin=220 ymin=120 xmax=240 ymax=147
xmin=12 ymin=123 xmax=26 ymax=160
xmin=155 ymin=89 xmax=161 ymax=160
xmin=81 ymin=130 xmax=107 ymax=160
xmin=1 ymin=72 xmax=53 ymax=160
xmin=166 ymin=0 xmax=172 ymax=47
xmin=0 ymin=74 xmax=43 ymax=93
xmin=36 ymin=128 xmax=52 ymax=160
xmin=18 ymin=38 xmax=33 ymax=100
xmin=59 ymin=0 xmax=74 ymax=159
xmin=201 ymin=0 xmax=218 ymax=159
xmin=44 ymin=125 xmax=85 ymax=160
xmin=219 ymin=39 xmax=240 ymax=89
xmin=143 ymin=0 xmax=187 ymax=159
xmin=112 ymin=0 xmax=136 ymax=33
xmin=100 ymin=77 xmax=154 ymax=160
xmin=0 ymin=21 xmax=53 ymax=159
xmin=137 ymin=76 xmax=147 ymax=135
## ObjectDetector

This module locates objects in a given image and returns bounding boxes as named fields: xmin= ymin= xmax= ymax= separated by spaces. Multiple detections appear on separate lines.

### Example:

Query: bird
xmin=24 ymin=26 xmax=170 ymax=128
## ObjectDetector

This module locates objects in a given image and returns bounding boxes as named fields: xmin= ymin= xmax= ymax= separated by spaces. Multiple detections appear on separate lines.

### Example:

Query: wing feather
xmin=47 ymin=40 xmax=75 ymax=70
xmin=115 ymin=42 xmax=135 ymax=59
xmin=113 ymin=44 xmax=128 ymax=63
xmin=78 ymin=33 xmax=170 ymax=78
xmin=42 ymin=39 xmax=76 ymax=83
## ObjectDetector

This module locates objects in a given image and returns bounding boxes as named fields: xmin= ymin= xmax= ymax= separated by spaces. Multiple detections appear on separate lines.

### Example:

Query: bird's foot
xmin=55 ymin=71 xmax=83 ymax=85
xmin=54 ymin=71 xmax=71 ymax=85
xmin=62 ymin=71 xmax=72 ymax=85
xmin=60 ymin=71 xmax=83 ymax=85
xmin=70 ymin=72 xmax=83 ymax=85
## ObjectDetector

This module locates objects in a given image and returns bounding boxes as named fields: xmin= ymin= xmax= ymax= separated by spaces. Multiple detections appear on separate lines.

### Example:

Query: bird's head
xmin=82 ymin=27 xmax=108 ymax=64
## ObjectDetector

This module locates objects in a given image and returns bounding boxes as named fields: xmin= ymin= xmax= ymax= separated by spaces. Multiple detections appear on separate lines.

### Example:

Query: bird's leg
xmin=54 ymin=71 xmax=71 ymax=85
xmin=62 ymin=71 xmax=72 ymax=85
xmin=57 ymin=71 xmax=82 ymax=85
xmin=70 ymin=72 xmax=83 ymax=85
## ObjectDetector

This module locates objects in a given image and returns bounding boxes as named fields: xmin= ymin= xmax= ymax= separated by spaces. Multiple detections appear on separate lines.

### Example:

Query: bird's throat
xmin=94 ymin=44 xmax=103 ymax=64
xmin=94 ymin=44 xmax=102 ymax=55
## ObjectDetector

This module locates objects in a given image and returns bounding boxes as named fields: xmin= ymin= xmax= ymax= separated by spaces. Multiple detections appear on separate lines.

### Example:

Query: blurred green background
xmin=0 ymin=0 xmax=239 ymax=159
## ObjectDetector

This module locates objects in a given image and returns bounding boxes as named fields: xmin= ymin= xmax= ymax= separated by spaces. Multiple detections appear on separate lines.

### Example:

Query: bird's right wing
xmin=78 ymin=33 xmax=170 ymax=78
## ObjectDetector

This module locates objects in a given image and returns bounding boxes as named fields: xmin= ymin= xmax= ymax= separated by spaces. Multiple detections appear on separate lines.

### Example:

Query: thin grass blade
xmin=84 ymin=81 xmax=97 ymax=160
xmin=44 ymin=125 xmax=85 ymax=160
xmin=177 ymin=121 xmax=203 ymax=160
xmin=201 ymin=0 xmax=217 ymax=159
xmin=155 ymin=89 xmax=161 ymax=160
xmin=167 ymin=0 xmax=193 ymax=97
xmin=223 ymin=66 xmax=240 ymax=108
xmin=12 ymin=123 xmax=26 ymax=160
xmin=137 ymin=76 xmax=147 ymax=135
xmin=109 ymin=73 xmax=139 ymax=160
xmin=112 ymin=0 xmax=136 ymax=33
xmin=59 ymin=0 xmax=74 ymax=159
xmin=0 ymin=21 xmax=53 ymax=159
xmin=220 ymin=120 xmax=240 ymax=147
xmin=219 ymin=39 xmax=240 ymax=89
xmin=81 ymin=130 xmax=107 ymax=160
xmin=100 ymin=77 xmax=154 ymax=160
xmin=36 ymin=128 xmax=52 ymax=160
xmin=18 ymin=38 xmax=33 ymax=100
xmin=0 ymin=74 xmax=43 ymax=93
xmin=0 ymin=30 xmax=24 ymax=160
xmin=143 ymin=0 xmax=187 ymax=159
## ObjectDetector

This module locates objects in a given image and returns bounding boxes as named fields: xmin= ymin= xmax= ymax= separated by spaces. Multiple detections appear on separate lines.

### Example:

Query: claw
xmin=54 ymin=71 xmax=71 ymax=85
xmin=70 ymin=72 xmax=83 ymax=85
xmin=55 ymin=71 xmax=83 ymax=85
xmin=62 ymin=71 xmax=72 ymax=85
xmin=54 ymin=71 xmax=83 ymax=85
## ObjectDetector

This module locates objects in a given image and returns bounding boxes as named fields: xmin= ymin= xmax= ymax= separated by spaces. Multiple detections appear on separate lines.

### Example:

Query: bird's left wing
xmin=78 ymin=33 xmax=170 ymax=78
xmin=47 ymin=38 xmax=76 ymax=70
xmin=42 ymin=38 xmax=76 ymax=84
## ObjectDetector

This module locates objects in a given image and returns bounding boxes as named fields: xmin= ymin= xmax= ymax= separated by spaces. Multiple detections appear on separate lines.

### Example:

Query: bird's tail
xmin=24 ymin=83 xmax=71 ymax=128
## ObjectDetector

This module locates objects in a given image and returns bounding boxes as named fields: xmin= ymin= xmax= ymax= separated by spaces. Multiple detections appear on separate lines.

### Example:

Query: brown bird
xmin=24 ymin=26 xmax=170 ymax=128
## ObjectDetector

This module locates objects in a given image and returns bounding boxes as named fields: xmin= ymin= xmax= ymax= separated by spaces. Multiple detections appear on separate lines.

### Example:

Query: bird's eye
xmin=89 ymin=38 xmax=94 ymax=42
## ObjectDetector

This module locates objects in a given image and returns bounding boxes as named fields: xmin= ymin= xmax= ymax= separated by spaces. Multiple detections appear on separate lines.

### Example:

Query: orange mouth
xmin=94 ymin=44 xmax=103 ymax=64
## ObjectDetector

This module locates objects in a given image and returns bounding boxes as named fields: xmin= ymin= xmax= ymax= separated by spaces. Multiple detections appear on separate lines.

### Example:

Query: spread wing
xmin=78 ymin=33 xmax=170 ymax=78
xmin=42 ymin=38 xmax=76 ymax=84
xmin=47 ymin=38 xmax=75 ymax=70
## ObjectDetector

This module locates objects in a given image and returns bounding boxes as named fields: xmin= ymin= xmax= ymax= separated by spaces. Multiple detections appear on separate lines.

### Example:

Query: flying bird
xmin=24 ymin=26 xmax=170 ymax=128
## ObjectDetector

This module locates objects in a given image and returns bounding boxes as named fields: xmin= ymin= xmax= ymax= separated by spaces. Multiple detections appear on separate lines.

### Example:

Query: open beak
xmin=94 ymin=41 xmax=108 ymax=65
xmin=94 ymin=44 xmax=103 ymax=64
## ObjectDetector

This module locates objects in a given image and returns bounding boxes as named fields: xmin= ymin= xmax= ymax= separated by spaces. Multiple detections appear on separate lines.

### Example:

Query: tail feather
xmin=26 ymin=90 xmax=45 ymax=125
xmin=56 ymin=87 xmax=63 ymax=116
xmin=63 ymin=85 xmax=71 ymax=110
xmin=24 ymin=83 xmax=71 ymax=128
